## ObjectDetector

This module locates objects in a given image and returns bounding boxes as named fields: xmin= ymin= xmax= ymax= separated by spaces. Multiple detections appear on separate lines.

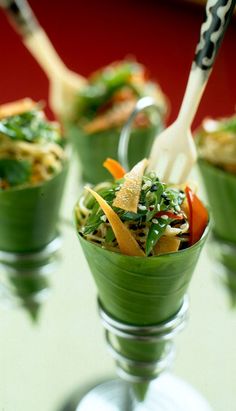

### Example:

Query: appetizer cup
xmin=74 ymin=97 xmax=211 ymax=408
xmin=0 ymin=164 xmax=68 ymax=253
xmin=0 ymin=100 xmax=68 ymax=252
xmin=0 ymin=159 xmax=67 ymax=319
xmin=198 ymin=157 xmax=236 ymax=306
xmin=65 ymin=60 xmax=167 ymax=184
xmin=0 ymin=100 xmax=68 ymax=317
xmin=198 ymin=159 xmax=236 ymax=244
xmin=76 ymin=222 xmax=209 ymax=405
xmin=68 ymin=123 xmax=161 ymax=184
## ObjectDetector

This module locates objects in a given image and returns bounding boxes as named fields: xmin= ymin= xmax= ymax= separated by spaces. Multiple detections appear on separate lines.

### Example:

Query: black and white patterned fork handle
xmin=1 ymin=0 xmax=39 ymax=36
xmin=194 ymin=0 xmax=236 ymax=70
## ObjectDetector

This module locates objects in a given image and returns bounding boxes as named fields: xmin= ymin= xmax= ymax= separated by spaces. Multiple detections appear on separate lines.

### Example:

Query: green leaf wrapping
xmin=66 ymin=122 xmax=162 ymax=184
xmin=0 ymin=159 xmax=31 ymax=186
xmin=77 ymin=223 xmax=209 ymax=399
xmin=198 ymin=159 xmax=236 ymax=307
xmin=198 ymin=159 xmax=236 ymax=243
xmin=0 ymin=162 xmax=68 ymax=252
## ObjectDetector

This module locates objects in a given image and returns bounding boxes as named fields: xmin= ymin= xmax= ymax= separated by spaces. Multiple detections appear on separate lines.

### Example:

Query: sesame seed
xmin=142 ymin=180 xmax=152 ymax=190
xmin=160 ymin=215 xmax=168 ymax=220
xmin=149 ymin=172 xmax=156 ymax=179
xmin=100 ymin=215 xmax=107 ymax=222
xmin=152 ymin=218 xmax=159 ymax=224
xmin=138 ymin=204 xmax=147 ymax=211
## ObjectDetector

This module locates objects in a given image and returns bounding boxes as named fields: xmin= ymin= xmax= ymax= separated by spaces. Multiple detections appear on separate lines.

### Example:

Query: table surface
xmin=0 ymin=160 xmax=235 ymax=411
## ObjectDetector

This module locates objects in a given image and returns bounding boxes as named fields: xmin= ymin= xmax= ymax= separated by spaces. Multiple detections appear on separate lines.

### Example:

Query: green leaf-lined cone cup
xmin=66 ymin=121 xmax=161 ymax=184
xmin=198 ymin=159 xmax=236 ymax=244
xmin=0 ymin=162 xmax=68 ymax=253
xmin=77 ymin=222 xmax=209 ymax=401
xmin=198 ymin=159 xmax=236 ymax=306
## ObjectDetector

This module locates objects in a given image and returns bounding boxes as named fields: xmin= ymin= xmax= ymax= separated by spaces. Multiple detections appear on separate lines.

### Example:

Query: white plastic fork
xmin=148 ymin=0 xmax=236 ymax=183
xmin=0 ymin=0 xmax=87 ymax=119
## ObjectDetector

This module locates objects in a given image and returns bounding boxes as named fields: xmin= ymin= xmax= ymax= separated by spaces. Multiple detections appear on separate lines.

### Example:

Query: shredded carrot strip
xmin=103 ymin=158 xmax=126 ymax=179
xmin=86 ymin=187 xmax=145 ymax=257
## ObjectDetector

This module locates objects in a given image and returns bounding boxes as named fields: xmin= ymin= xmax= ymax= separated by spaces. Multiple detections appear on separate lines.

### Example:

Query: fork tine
xmin=176 ymin=159 xmax=192 ymax=184
xmin=149 ymin=151 xmax=163 ymax=174
xmin=161 ymin=153 xmax=177 ymax=183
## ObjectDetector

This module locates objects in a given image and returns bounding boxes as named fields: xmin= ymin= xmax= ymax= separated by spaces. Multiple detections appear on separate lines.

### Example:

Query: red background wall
xmin=0 ymin=0 xmax=235 ymax=128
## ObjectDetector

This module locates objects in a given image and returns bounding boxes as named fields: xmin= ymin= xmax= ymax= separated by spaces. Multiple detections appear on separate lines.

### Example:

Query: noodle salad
xmin=76 ymin=159 xmax=208 ymax=256
xmin=0 ymin=99 xmax=66 ymax=190
xmin=197 ymin=114 xmax=236 ymax=174
xmin=73 ymin=60 xmax=167 ymax=133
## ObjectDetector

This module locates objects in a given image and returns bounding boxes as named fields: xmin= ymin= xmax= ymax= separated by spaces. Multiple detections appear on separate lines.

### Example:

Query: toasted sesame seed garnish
xmin=138 ymin=204 xmax=147 ymax=211
xmin=142 ymin=180 xmax=152 ymax=190
xmin=100 ymin=215 xmax=107 ymax=222
xmin=149 ymin=172 xmax=156 ymax=179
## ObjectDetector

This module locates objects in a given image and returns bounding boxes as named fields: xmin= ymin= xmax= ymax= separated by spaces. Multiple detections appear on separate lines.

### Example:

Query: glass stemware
xmin=0 ymin=235 xmax=61 ymax=320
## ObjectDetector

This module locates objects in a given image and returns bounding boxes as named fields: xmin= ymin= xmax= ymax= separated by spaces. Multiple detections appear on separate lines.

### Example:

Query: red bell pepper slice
xmin=185 ymin=186 xmax=208 ymax=245
xmin=155 ymin=211 xmax=184 ymax=220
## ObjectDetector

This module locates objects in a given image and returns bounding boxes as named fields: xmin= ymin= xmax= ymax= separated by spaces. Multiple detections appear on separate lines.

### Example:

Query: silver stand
xmin=0 ymin=236 xmax=61 ymax=319
xmin=76 ymin=297 xmax=212 ymax=411
xmin=76 ymin=376 xmax=212 ymax=411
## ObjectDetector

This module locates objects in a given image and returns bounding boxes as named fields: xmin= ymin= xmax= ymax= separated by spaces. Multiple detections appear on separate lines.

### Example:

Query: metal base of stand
xmin=76 ymin=374 xmax=212 ymax=411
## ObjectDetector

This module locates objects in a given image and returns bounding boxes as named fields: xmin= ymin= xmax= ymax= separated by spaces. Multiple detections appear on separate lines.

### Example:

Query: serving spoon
xmin=148 ymin=0 xmax=236 ymax=183
xmin=0 ymin=0 xmax=87 ymax=119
